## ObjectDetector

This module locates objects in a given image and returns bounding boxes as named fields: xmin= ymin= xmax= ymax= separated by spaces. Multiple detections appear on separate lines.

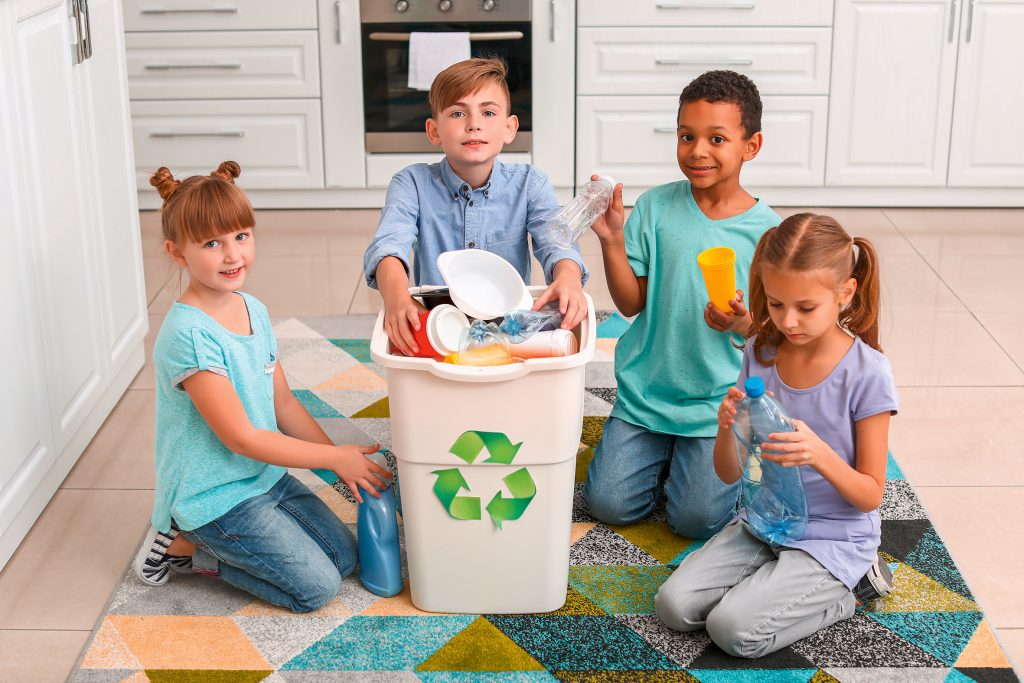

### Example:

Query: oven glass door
xmin=362 ymin=22 xmax=532 ymax=153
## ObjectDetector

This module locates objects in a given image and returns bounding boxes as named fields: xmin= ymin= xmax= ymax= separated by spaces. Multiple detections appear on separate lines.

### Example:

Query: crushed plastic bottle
xmin=548 ymin=176 xmax=616 ymax=248
xmin=443 ymin=320 xmax=514 ymax=366
xmin=357 ymin=451 xmax=402 ymax=597
xmin=498 ymin=303 xmax=563 ymax=343
xmin=731 ymin=376 xmax=808 ymax=546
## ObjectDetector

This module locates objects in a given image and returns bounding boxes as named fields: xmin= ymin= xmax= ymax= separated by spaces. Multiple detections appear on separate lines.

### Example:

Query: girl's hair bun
xmin=149 ymin=166 xmax=180 ymax=201
xmin=211 ymin=161 xmax=241 ymax=183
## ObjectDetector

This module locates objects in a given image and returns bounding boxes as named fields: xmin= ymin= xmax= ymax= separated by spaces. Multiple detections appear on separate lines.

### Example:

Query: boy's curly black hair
xmin=678 ymin=70 xmax=762 ymax=139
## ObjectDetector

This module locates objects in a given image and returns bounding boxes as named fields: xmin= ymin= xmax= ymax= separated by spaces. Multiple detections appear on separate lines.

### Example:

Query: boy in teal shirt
xmin=584 ymin=70 xmax=781 ymax=539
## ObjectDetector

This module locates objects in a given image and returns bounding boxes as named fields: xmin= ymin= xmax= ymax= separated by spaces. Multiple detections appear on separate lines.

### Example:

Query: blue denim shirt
xmin=363 ymin=157 xmax=589 ymax=288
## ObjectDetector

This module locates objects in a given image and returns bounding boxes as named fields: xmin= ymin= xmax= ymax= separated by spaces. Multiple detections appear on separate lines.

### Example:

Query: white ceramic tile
xmin=891 ymin=387 xmax=1024 ymax=487
xmin=0 ymin=629 xmax=91 ymax=683
xmin=62 ymin=389 xmax=156 ymax=490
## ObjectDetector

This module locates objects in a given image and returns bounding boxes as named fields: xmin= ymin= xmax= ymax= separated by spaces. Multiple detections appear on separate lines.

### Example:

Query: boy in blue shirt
xmin=584 ymin=70 xmax=781 ymax=539
xmin=364 ymin=57 xmax=589 ymax=355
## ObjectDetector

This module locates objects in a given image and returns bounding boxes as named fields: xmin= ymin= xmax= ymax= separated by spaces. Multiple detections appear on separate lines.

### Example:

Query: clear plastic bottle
xmin=498 ymin=303 xmax=563 ymax=344
xmin=547 ymin=175 xmax=617 ymax=248
xmin=731 ymin=376 xmax=808 ymax=546
xmin=442 ymin=320 xmax=514 ymax=366
xmin=357 ymin=451 xmax=402 ymax=597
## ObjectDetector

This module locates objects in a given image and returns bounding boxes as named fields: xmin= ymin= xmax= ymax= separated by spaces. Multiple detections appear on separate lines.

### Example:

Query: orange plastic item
xmin=442 ymin=344 xmax=514 ymax=366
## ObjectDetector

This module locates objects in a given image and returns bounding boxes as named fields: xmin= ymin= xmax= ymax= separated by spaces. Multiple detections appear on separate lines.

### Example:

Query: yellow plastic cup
xmin=697 ymin=246 xmax=737 ymax=312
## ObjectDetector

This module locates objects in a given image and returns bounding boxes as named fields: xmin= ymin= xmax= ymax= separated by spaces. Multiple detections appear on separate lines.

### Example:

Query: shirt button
xmin=452 ymin=193 xmax=458 ymax=200
xmin=461 ymin=184 xmax=469 ymax=192
xmin=468 ymin=241 xmax=476 ymax=248
xmin=469 ymin=200 xmax=475 ymax=207
xmin=484 ymin=191 xmax=490 ymax=198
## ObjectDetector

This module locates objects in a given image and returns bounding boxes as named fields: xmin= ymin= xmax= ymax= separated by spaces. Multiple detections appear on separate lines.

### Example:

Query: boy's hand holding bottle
xmin=532 ymin=264 xmax=589 ymax=331
xmin=331 ymin=442 xmax=391 ymax=504
xmin=704 ymin=289 xmax=752 ymax=335
xmin=587 ymin=174 xmax=626 ymax=246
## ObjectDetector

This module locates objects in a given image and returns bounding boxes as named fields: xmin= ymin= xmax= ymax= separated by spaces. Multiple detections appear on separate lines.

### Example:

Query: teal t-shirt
xmin=151 ymin=291 xmax=286 ymax=532
xmin=610 ymin=180 xmax=781 ymax=437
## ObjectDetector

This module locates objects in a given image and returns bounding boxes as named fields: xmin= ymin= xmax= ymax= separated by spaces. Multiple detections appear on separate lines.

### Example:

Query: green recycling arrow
xmin=485 ymin=467 xmax=537 ymax=530
xmin=430 ymin=468 xmax=481 ymax=520
xmin=449 ymin=431 xmax=523 ymax=465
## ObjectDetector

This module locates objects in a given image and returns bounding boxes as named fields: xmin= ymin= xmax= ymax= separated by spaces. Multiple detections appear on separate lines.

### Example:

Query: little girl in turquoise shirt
xmin=134 ymin=162 xmax=389 ymax=612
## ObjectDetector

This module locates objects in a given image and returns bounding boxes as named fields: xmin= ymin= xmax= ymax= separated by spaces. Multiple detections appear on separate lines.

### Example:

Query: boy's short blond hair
xmin=428 ymin=57 xmax=511 ymax=118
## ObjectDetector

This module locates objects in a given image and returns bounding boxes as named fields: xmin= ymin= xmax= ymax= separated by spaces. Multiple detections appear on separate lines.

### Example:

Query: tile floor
xmin=1 ymin=207 xmax=1022 ymax=681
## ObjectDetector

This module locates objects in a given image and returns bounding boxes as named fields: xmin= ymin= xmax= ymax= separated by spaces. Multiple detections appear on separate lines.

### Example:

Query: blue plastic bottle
xmin=731 ymin=377 xmax=808 ymax=545
xmin=357 ymin=452 xmax=402 ymax=597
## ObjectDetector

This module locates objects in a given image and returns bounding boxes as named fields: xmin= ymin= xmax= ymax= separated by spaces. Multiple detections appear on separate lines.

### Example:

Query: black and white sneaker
xmin=133 ymin=524 xmax=191 ymax=586
xmin=854 ymin=551 xmax=895 ymax=603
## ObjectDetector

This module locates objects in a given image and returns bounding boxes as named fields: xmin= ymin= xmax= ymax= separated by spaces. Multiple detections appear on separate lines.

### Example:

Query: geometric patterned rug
xmin=72 ymin=312 xmax=1020 ymax=682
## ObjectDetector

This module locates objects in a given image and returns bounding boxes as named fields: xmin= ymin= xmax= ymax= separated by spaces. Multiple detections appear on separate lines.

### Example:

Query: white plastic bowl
xmin=436 ymin=249 xmax=532 ymax=320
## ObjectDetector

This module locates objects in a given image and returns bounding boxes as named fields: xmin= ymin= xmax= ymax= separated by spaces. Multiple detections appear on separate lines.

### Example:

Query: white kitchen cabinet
xmin=122 ymin=0 xmax=317 ymax=31
xmin=947 ymin=0 xmax=1024 ymax=187
xmin=826 ymin=0 xmax=959 ymax=186
xmin=131 ymin=99 xmax=325 ymax=190
xmin=1 ymin=0 xmax=146 ymax=569
xmin=320 ymin=0 xmax=366 ymax=189
xmin=530 ymin=0 xmax=575 ymax=190
xmin=577 ymin=95 xmax=827 ymax=190
xmin=578 ymin=0 xmax=833 ymax=27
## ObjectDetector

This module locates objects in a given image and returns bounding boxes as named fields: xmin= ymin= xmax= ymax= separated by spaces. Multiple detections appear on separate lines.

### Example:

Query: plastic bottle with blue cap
xmin=357 ymin=451 xmax=403 ymax=597
xmin=730 ymin=376 xmax=808 ymax=545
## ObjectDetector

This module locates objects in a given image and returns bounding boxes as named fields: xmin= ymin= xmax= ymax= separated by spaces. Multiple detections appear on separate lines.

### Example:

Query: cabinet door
xmin=16 ymin=2 xmax=106 ymax=453
xmin=77 ymin=0 xmax=148 ymax=371
xmin=948 ymin=0 xmax=1024 ymax=187
xmin=530 ymin=0 xmax=574 ymax=189
xmin=0 ymin=0 xmax=54 ymax=540
xmin=826 ymin=0 xmax=959 ymax=186
xmin=320 ymin=0 xmax=365 ymax=188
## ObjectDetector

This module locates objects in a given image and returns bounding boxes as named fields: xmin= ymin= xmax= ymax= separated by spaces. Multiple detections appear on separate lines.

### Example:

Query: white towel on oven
xmin=407 ymin=31 xmax=471 ymax=91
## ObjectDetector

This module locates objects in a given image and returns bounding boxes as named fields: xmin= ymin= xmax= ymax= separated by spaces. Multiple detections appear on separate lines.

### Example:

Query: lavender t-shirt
xmin=737 ymin=337 xmax=899 ymax=588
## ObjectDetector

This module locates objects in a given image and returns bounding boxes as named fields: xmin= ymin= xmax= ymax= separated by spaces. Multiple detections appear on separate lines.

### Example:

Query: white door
xmin=0 ymin=0 xmax=54 ymax=539
xmin=15 ymin=3 xmax=105 ymax=453
xmin=947 ymin=0 xmax=1024 ymax=186
xmin=77 ymin=0 xmax=148 ymax=371
xmin=826 ymin=0 xmax=960 ymax=186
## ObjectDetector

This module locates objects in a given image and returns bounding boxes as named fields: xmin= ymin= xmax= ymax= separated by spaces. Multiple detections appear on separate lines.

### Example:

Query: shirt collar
xmin=440 ymin=157 xmax=500 ymax=199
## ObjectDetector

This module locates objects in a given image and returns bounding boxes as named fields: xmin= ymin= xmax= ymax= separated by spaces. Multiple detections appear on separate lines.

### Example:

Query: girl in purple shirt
xmin=655 ymin=213 xmax=898 ymax=658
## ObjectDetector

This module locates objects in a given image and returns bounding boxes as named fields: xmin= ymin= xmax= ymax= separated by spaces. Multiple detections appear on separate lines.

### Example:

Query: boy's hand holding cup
xmin=698 ymin=246 xmax=752 ymax=334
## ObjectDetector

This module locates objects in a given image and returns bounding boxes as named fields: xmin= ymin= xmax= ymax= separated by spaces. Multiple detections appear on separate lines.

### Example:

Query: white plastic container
xmin=371 ymin=287 xmax=596 ymax=614
xmin=436 ymin=249 xmax=533 ymax=320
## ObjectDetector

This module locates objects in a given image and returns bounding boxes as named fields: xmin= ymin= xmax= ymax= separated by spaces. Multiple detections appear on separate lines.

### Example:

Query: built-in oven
xmin=360 ymin=0 xmax=532 ymax=154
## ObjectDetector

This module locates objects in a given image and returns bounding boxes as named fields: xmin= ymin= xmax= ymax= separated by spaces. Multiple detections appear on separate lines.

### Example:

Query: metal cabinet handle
xmin=335 ymin=0 xmax=342 ymax=44
xmin=149 ymin=130 xmax=245 ymax=137
xmin=70 ymin=0 xmax=92 ymax=64
xmin=144 ymin=63 xmax=242 ymax=70
xmin=948 ymin=0 xmax=958 ymax=42
xmin=653 ymin=127 xmax=678 ymax=133
xmin=140 ymin=6 xmax=239 ymax=14
xmin=656 ymin=2 xmax=755 ymax=9
xmin=656 ymin=57 xmax=754 ymax=66
xmin=78 ymin=0 xmax=92 ymax=60
xmin=550 ymin=0 xmax=556 ymax=42
xmin=965 ymin=0 xmax=975 ymax=42
xmin=367 ymin=31 xmax=524 ymax=42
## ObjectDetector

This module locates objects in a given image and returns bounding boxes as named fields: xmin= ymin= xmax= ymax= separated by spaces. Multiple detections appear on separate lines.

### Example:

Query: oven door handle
xmin=367 ymin=31 xmax=524 ymax=42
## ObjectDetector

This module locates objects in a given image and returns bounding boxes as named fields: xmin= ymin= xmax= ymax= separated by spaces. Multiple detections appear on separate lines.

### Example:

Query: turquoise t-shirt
xmin=610 ymin=180 xmax=781 ymax=437
xmin=151 ymin=291 xmax=286 ymax=532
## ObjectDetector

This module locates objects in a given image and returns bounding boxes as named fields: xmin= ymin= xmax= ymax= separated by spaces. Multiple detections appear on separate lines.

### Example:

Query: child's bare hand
xmin=533 ymin=277 xmax=588 ymax=331
xmin=704 ymin=289 xmax=752 ymax=335
xmin=717 ymin=386 xmax=745 ymax=431
xmin=588 ymin=174 xmax=625 ymax=245
xmin=332 ymin=443 xmax=389 ymax=503
xmin=383 ymin=292 xmax=426 ymax=356
xmin=761 ymin=419 xmax=830 ymax=469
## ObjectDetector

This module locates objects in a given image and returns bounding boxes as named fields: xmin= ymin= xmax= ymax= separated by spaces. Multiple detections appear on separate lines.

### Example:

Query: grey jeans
xmin=655 ymin=518 xmax=856 ymax=658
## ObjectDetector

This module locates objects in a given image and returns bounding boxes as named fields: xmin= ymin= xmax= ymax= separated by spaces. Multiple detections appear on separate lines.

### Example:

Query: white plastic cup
xmin=509 ymin=329 xmax=579 ymax=359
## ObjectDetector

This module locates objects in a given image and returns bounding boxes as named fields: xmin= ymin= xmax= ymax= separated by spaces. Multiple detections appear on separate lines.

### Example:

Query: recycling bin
xmin=370 ymin=287 xmax=596 ymax=614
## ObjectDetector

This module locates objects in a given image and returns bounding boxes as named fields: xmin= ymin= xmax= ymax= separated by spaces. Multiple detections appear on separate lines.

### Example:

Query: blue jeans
xmin=180 ymin=474 xmax=357 ymax=613
xmin=583 ymin=416 xmax=739 ymax=539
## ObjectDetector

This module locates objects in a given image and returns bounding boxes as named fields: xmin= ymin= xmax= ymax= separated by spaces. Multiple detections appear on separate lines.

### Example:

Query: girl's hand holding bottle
xmin=332 ymin=443 xmax=390 ymax=504
xmin=704 ymin=289 xmax=753 ymax=335
xmin=717 ymin=386 xmax=745 ymax=431
xmin=761 ymin=419 xmax=835 ymax=469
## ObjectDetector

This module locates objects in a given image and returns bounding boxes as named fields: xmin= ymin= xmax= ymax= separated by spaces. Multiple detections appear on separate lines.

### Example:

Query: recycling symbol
xmin=431 ymin=431 xmax=536 ymax=530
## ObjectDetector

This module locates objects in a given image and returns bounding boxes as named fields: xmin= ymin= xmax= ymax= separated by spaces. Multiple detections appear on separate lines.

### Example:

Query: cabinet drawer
xmin=126 ymin=31 xmax=320 ymax=100
xmin=579 ymin=0 xmax=832 ymax=26
xmin=578 ymin=28 xmax=831 ymax=96
xmin=123 ymin=0 xmax=316 ymax=31
xmin=132 ymin=100 xmax=324 ymax=190
xmin=576 ymin=95 xmax=826 ymax=187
